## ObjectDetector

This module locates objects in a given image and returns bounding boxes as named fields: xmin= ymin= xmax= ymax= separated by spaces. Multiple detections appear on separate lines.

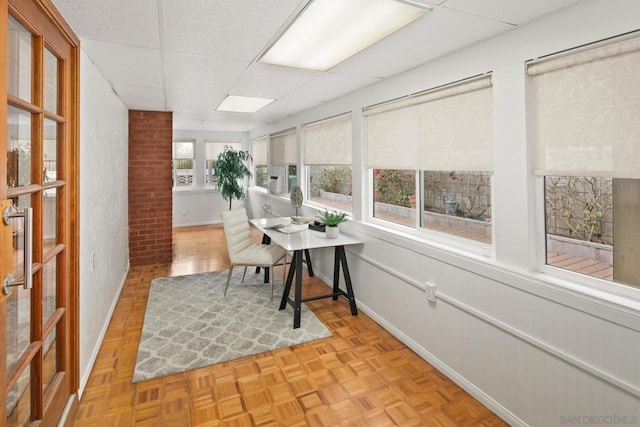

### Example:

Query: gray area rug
xmin=132 ymin=269 xmax=332 ymax=383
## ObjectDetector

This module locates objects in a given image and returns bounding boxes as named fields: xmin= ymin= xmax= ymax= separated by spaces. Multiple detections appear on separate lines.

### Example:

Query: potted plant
xmin=318 ymin=210 xmax=347 ymax=239
xmin=214 ymin=146 xmax=252 ymax=210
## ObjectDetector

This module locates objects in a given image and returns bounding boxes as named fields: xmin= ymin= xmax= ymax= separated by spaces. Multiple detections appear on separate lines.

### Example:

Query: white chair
xmin=220 ymin=207 xmax=287 ymax=299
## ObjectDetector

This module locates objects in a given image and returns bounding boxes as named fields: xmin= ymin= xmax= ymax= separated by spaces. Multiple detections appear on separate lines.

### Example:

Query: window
xmin=172 ymin=140 xmax=194 ymax=187
xmin=365 ymin=75 xmax=493 ymax=240
xmin=303 ymin=113 xmax=352 ymax=212
xmin=373 ymin=169 xmax=415 ymax=227
xmin=270 ymin=129 xmax=297 ymax=194
xmin=251 ymin=136 xmax=267 ymax=189
xmin=529 ymin=34 xmax=640 ymax=288
xmin=422 ymin=171 xmax=491 ymax=243
xmin=205 ymin=140 xmax=241 ymax=188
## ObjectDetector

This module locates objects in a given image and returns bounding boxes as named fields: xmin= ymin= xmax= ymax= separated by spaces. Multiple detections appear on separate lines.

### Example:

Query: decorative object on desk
xmin=308 ymin=221 xmax=326 ymax=232
xmin=290 ymin=185 xmax=303 ymax=217
xmin=291 ymin=216 xmax=313 ymax=224
xmin=132 ymin=269 xmax=331 ymax=383
xmin=318 ymin=209 xmax=347 ymax=239
xmin=214 ymin=146 xmax=252 ymax=210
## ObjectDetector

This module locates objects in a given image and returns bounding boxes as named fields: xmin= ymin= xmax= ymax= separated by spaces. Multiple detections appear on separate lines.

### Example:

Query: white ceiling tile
xmin=164 ymin=51 xmax=249 ymax=93
xmin=166 ymin=88 xmax=224 ymax=112
xmin=229 ymin=63 xmax=321 ymax=99
xmin=52 ymin=0 xmax=160 ymax=48
xmin=162 ymin=0 xmax=305 ymax=61
xmin=442 ymin=0 xmax=584 ymax=26
xmin=288 ymin=72 xmax=383 ymax=102
xmin=113 ymin=84 xmax=166 ymax=111
xmin=256 ymin=97 xmax=323 ymax=117
xmin=81 ymin=39 xmax=163 ymax=88
xmin=331 ymin=7 xmax=512 ymax=78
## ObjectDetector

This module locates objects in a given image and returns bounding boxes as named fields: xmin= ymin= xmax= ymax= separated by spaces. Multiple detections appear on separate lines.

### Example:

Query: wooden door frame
xmin=2 ymin=0 xmax=79 ymax=423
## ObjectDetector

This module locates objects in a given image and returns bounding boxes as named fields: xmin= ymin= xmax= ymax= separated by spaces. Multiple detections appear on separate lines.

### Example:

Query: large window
xmin=172 ymin=140 xmax=195 ymax=188
xmin=303 ymin=113 xmax=352 ymax=212
xmin=365 ymin=75 xmax=493 ymax=242
xmin=251 ymin=136 xmax=268 ymax=189
xmin=529 ymin=34 xmax=640 ymax=287
xmin=270 ymin=129 xmax=297 ymax=194
xmin=205 ymin=140 xmax=241 ymax=188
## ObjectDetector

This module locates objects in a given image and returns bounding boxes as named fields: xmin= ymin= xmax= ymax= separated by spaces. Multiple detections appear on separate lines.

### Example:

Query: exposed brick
xmin=128 ymin=110 xmax=173 ymax=267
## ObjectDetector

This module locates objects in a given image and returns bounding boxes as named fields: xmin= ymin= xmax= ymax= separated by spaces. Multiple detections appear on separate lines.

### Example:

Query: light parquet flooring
xmin=73 ymin=225 xmax=508 ymax=426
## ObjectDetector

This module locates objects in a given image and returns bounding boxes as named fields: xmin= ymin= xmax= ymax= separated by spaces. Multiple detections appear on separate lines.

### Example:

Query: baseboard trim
xmin=78 ymin=269 xmax=129 ymax=397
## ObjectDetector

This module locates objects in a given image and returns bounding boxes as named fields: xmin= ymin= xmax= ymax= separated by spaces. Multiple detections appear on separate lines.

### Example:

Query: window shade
xmin=528 ymin=35 xmax=640 ymax=178
xmin=270 ymin=130 xmax=297 ymax=165
xmin=303 ymin=113 xmax=352 ymax=165
xmin=364 ymin=75 xmax=493 ymax=171
xmin=252 ymin=136 xmax=267 ymax=165
xmin=173 ymin=141 xmax=194 ymax=159
xmin=205 ymin=140 xmax=241 ymax=160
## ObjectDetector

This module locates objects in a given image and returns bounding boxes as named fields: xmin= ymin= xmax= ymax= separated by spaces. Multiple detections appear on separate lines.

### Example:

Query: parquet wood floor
xmin=73 ymin=225 xmax=508 ymax=426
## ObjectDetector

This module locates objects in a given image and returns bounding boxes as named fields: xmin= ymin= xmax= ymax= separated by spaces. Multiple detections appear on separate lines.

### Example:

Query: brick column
xmin=128 ymin=110 xmax=173 ymax=266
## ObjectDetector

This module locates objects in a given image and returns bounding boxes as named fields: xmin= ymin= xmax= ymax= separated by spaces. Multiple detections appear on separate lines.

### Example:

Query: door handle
xmin=2 ymin=206 xmax=33 ymax=296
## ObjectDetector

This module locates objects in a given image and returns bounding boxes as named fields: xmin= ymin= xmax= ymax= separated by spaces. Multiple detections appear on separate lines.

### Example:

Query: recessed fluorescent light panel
xmin=260 ymin=0 xmax=430 ymax=71
xmin=215 ymin=95 xmax=275 ymax=113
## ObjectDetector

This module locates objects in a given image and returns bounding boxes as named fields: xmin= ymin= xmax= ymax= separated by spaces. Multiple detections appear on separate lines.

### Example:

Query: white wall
xmin=248 ymin=1 xmax=640 ymax=425
xmin=172 ymin=129 xmax=249 ymax=227
xmin=78 ymin=49 xmax=129 ymax=394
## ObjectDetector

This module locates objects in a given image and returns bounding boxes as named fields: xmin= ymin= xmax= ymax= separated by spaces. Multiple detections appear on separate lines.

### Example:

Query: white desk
xmin=251 ymin=217 xmax=362 ymax=329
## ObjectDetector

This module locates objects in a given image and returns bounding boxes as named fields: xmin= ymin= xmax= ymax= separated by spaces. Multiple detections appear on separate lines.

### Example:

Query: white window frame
xmin=172 ymin=140 xmax=195 ymax=189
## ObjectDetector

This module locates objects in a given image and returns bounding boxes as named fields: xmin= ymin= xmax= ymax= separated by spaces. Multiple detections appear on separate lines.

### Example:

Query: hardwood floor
xmin=73 ymin=225 xmax=508 ymax=426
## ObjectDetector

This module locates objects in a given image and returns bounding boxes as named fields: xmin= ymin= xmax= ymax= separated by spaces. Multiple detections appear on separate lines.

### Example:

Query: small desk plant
xmin=318 ymin=210 xmax=347 ymax=238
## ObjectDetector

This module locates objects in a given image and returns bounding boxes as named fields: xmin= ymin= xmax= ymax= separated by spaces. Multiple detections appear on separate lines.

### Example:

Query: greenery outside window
xmin=421 ymin=171 xmax=492 ymax=244
xmin=308 ymin=166 xmax=352 ymax=211
xmin=543 ymin=176 xmax=621 ymax=283
xmin=373 ymin=169 xmax=415 ymax=227
xmin=173 ymin=140 xmax=194 ymax=188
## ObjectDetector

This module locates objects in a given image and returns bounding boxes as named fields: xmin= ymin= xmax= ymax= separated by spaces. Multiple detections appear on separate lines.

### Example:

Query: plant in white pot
xmin=318 ymin=210 xmax=347 ymax=239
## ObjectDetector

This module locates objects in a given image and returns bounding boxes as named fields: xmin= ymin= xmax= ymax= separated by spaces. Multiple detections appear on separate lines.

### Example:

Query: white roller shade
xmin=364 ymin=75 xmax=493 ymax=171
xmin=303 ymin=113 xmax=352 ymax=165
xmin=417 ymin=81 xmax=493 ymax=171
xmin=271 ymin=130 xmax=297 ymax=165
xmin=529 ymin=35 xmax=640 ymax=178
xmin=365 ymin=103 xmax=419 ymax=169
xmin=173 ymin=141 xmax=194 ymax=159
xmin=205 ymin=140 xmax=241 ymax=160
xmin=252 ymin=136 xmax=267 ymax=165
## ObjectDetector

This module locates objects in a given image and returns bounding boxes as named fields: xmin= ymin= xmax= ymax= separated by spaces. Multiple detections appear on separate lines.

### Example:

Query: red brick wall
xmin=128 ymin=110 xmax=173 ymax=266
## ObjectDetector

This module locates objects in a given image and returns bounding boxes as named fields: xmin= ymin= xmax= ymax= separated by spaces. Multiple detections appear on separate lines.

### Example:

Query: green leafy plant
xmin=318 ymin=210 xmax=347 ymax=227
xmin=214 ymin=146 xmax=252 ymax=210
xmin=319 ymin=166 xmax=352 ymax=195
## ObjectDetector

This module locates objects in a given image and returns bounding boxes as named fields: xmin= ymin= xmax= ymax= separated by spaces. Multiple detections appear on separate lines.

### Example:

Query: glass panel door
xmin=2 ymin=1 xmax=79 ymax=424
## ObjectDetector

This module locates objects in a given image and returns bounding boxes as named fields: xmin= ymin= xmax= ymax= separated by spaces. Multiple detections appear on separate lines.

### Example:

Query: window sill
xmin=172 ymin=187 xmax=219 ymax=195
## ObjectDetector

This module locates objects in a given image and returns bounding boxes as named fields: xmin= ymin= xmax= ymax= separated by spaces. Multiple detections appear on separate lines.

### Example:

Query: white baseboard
xmin=78 ymin=269 xmax=129 ymax=397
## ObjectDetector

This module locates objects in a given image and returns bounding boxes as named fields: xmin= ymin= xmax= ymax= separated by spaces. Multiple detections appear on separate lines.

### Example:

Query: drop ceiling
xmin=51 ymin=0 xmax=585 ymax=132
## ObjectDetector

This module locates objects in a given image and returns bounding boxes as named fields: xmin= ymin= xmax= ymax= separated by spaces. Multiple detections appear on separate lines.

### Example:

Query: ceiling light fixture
xmin=259 ymin=0 xmax=430 ymax=72
xmin=215 ymin=95 xmax=275 ymax=113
